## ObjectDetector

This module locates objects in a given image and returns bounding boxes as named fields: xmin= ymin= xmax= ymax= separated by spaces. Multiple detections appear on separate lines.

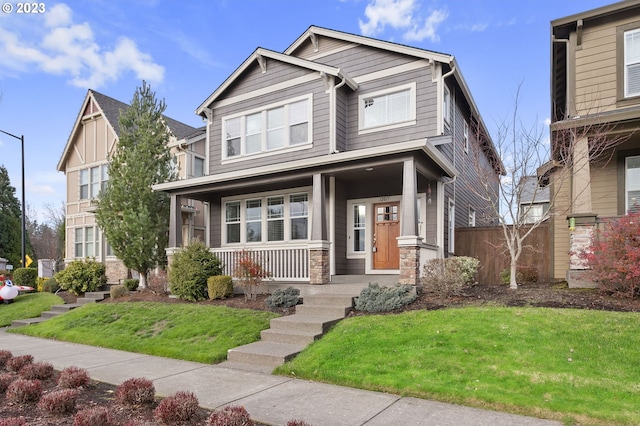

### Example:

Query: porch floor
xmin=261 ymin=274 xmax=401 ymax=297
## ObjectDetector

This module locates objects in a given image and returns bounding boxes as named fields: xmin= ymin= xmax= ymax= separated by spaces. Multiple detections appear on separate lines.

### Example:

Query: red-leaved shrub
xmin=58 ymin=366 xmax=90 ymax=389
xmin=154 ymin=391 xmax=199 ymax=423
xmin=6 ymin=355 xmax=33 ymax=372
xmin=6 ymin=378 xmax=42 ymax=403
xmin=0 ymin=418 xmax=27 ymax=426
xmin=0 ymin=372 xmax=16 ymax=393
xmin=19 ymin=361 xmax=54 ymax=380
xmin=115 ymin=377 xmax=155 ymax=405
xmin=0 ymin=350 xmax=13 ymax=369
xmin=579 ymin=212 xmax=640 ymax=297
xmin=207 ymin=405 xmax=254 ymax=426
xmin=37 ymin=388 xmax=79 ymax=414
xmin=74 ymin=407 xmax=117 ymax=426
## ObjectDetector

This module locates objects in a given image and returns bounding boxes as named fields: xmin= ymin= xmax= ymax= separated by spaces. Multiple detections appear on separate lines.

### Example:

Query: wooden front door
xmin=373 ymin=202 xmax=400 ymax=269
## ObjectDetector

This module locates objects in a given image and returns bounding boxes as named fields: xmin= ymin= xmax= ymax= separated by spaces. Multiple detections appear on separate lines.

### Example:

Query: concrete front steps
xmin=10 ymin=289 xmax=111 ymax=328
xmin=221 ymin=293 xmax=357 ymax=373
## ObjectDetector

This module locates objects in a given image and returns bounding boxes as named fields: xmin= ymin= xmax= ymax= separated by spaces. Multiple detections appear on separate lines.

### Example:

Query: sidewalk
xmin=0 ymin=330 xmax=561 ymax=426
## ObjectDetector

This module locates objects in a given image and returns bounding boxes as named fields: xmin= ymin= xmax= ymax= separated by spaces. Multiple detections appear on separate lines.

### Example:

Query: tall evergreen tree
xmin=95 ymin=82 xmax=176 ymax=288
xmin=0 ymin=165 xmax=23 ymax=267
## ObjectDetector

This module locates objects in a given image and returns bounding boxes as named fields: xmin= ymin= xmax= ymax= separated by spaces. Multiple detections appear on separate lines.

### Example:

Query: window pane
xmin=79 ymin=170 xmax=88 ymax=200
xmin=267 ymin=128 xmax=284 ymax=149
xmin=353 ymin=204 xmax=366 ymax=252
xmin=101 ymin=165 xmax=109 ymax=192
xmin=90 ymin=167 xmax=100 ymax=198
xmin=75 ymin=228 xmax=83 ymax=258
xmin=627 ymin=156 xmax=640 ymax=213
xmin=226 ymin=202 xmax=240 ymax=222
xmin=363 ymin=95 xmax=385 ymax=128
xmin=227 ymin=138 xmax=240 ymax=157
xmin=267 ymin=196 xmax=284 ymax=218
xmin=194 ymin=157 xmax=205 ymax=177
xmin=354 ymin=229 xmax=365 ymax=252
xmin=246 ymin=222 xmax=262 ymax=242
xmin=388 ymin=90 xmax=410 ymax=123
xmin=290 ymin=123 xmax=308 ymax=145
xmin=291 ymin=217 xmax=308 ymax=240
xmin=227 ymin=223 xmax=240 ymax=243
xmin=246 ymin=199 xmax=262 ymax=221
xmin=225 ymin=118 xmax=241 ymax=157
xmin=290 ymin=194 xmax=308 ymax=217
xmin=267 ymin=107 xmax=283 ymax=128
xmin=246 ymin=113 xmax=262 ymax=154
xmin=289 ymin=100 xmax=307 ymax=124
xmin=267 ymin=107 xmax=284 ymax=149
xmin=246 ymin=134 xmax=262 ymax=154
xmin=268 ymin=220 xmax=284 ymax=241
xmin=354 ymin=204 xmax=366 ymax=227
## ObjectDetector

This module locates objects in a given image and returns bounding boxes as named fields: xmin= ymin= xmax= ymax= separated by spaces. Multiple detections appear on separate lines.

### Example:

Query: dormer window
xmin=358 ymin=83 xmax=416 ymax=134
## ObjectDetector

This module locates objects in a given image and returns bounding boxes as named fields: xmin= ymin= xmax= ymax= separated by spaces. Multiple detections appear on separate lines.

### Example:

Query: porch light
xmin=569 ymin=217 xmax=576 ymax=231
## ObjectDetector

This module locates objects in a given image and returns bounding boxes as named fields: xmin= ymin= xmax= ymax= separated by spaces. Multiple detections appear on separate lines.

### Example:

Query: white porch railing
xmin=211 ymin=246 xmax=309 ymax=281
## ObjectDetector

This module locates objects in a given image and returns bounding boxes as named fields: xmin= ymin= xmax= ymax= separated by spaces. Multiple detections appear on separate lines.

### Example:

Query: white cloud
xmin=404 ymin=9 xmax=448 ymax=42
xmin=359 ymin=0 xmax=448 ymax=43
xmin=0 ymin=3 xmax=164 ymax=88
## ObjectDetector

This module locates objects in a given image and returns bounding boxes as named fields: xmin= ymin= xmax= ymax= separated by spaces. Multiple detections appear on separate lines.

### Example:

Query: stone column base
xmin=398 ymin=236 xmax=422 ymax=286
xmin=309 ymin=241 xmax=330 ymax=285
xmin=567 ymin=214 xmax=597 ymax=288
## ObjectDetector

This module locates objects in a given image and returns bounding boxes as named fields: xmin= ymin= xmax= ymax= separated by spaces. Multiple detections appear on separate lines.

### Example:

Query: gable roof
xmin=195 ymin=47 xmax=358 ymax=116
xmin=57 ymin=90 xmax=198 ymax=171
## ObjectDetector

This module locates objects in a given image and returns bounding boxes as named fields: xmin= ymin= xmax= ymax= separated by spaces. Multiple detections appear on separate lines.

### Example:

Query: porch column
xmin=168 ymin=194 xmax=182 ymax=248
xmin=567 ymin=135 xmax=598 ymax=288
xmin=309 ymin=173 xmax=330 ymax=284
xmin=398 ymin=158 xmax=423 ymax=286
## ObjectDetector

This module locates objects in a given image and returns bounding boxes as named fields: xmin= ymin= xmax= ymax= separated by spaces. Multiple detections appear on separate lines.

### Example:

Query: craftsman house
xmin=154 ymin=26 xmax=503 ymax=286
xmin=57 ymin=90 xmax=207 ymax=283
xmin=549 ymin=0 xmax=640 ymax=286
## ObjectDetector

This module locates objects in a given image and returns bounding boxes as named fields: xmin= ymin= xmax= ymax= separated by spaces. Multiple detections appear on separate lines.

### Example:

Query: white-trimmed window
xmin=463 ymin=120 xmax=469 ymax=153
xmin=74 ymin=226 xmax=99 ymax=258
xmin=448 ymin=199 xmax=455 ymax=253
xmin=193 ymin=156 xmax=205 ymax=178
xmin=79 ymin=165 xmax=108 ymax=200
xmin=625 ymin=29 xmax=640 ymax=98
xmin=359 ymin=83 xmax=416 ymax=132
xmin=444 ymin=85 xmax=451 ymax=125
xmin=222 ymin=95 xmax=312 ymax=160
xmin=522 ymin=204 xmax=544 ymax=224
xmin=223 ymin=191 xmax=309 ymax=244
xmin=353 ymin=204 xmax=366 ymax=252
xmin=626 ymin=155 xmax=640 ymax=213
xmin=468 ymin=206 xmax=476 ymax=227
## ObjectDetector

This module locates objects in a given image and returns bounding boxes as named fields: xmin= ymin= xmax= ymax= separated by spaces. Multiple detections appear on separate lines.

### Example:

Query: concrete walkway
xmin=0 ymin=330 xmax=561 ymax=426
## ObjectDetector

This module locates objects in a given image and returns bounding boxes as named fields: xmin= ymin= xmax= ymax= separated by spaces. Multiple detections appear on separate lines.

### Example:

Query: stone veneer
xmin=566 ymin=215 xmax=597 ymax=288
xmin=399 ymin=245 xmax=420 ymax=285
xmin=309 ymin=248 xmax=329 ymax=285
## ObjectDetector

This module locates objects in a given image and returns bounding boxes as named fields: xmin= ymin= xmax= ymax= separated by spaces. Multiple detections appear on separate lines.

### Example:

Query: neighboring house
xmin=549 ymin=0 xmax=640 ymax=286
xmin=518 ymin=176 xmax=550 ymax=224
xmin=57 ymin=90 xmax=207 ymax=283
xmin=154 ymin=26 xmax=502 ymax=286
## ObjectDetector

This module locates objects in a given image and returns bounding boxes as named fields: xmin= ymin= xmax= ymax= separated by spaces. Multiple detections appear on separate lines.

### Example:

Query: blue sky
xmin=0 ymin=0 xmax=614 ymax=222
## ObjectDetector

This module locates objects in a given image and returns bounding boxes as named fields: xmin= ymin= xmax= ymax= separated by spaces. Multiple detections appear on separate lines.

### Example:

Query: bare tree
xmin=24 ymin=202 xmax=65 ymax=268
xmin=468 ymin=87 xmax=629 ymax=289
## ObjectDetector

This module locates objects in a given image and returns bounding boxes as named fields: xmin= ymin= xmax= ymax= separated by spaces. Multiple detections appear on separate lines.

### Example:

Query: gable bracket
xmin=310 ymin=32 xmax=319 ymax=52
xmin=429 ymin=59 xmax=437 ymax=83
xmin=320 ymin=71 xmax=333 ymax=93
xmin=256 ymin=54 xmax=267 ymax=73
xmin=576 ymin=19 xmax=583 ymax=47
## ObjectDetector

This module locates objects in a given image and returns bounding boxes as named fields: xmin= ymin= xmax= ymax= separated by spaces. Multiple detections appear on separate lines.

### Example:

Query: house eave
xmin=153 ymin=138 xmax=457 ymax=193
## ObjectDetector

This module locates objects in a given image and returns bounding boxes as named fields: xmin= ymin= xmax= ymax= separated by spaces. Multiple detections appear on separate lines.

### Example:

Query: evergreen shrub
xmin=110 ymin=285 xmax=128 ymax=299
xmin=265 ymin=287 xmax=300 ymax=309
xmin=54 ymin=259 xmax=106 ymax=295
xmin=354 ymin=283 xmax=416 ymax=313
xmin=168 ymin=240 xmax=223 ymax=301
xmin=207 ymin=275 xmax=233 ymax=299
xmin=12 ymin=267 xmax=37 ymax=288
xmin=123 ymin=279 xmax=139 ymax=291
xmin=42 ymin=277 xmax=59 ymax=293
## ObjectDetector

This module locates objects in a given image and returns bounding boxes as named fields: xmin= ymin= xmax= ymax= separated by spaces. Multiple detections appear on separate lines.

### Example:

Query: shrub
xmin=207 ymin=405 xmax=254 ymax=426
xmin=354 ymin=283 xmax=416 ymax=313
xmin=110 ymin=285 xmax=129 ymax=299
xmin=123 ymin=279 xmax=140 ymax=291
xmin=154 ymin=391 xmax=199 ymax=423
xmin=6 ymin=378 xmax=42 ymax=403
xmin=54 ymin=259 xmax=106 ymax=295
xmin=422 ymin=257 xmax=480 ymax=297
xmin=233 ymin=249 xmax=270 ymax=302
xmin=115 ymin=377 xmax=156 ymax=405
xmin=168 ymin=240 xmax=223 ymax=302
xmin=42 ymin=276 xmax=60 ymax=293
xmin=12 ymin=267 xmax=37 ymax=288
xmin=0 ymin=372 xmax=16 ymax=393
xmin=6 ymin=355 xmax=33 ymax=372
xmin=0 ymin=349 xmax=12 ymax=368
xmin=19 ymin=361 xmax=54 ymax=380
xmin=58 ymin=366 xmax=90 ymax=389
xmin=0 ymin=418 xmax=27 ymax=426
xmin=74 ymin=407 xmax=117 ymax=426
xmin=579 ymin=212 xmax=640 ymax=298
xmin=207 ymin=275 xmax=234 ymax=300
xmin=38 ymin=388 xmax=78 ymax=414
xmin=265 ymin=287 xmax=300 ymax=309
xmin=36 ymin=277 xmax=47 ymax=292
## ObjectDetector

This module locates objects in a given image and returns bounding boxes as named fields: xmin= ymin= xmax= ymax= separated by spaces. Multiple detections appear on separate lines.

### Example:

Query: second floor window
xmin=359 ymin=83 xmax=416 ymax=132
xmin=79 ymin=164 xmax=108 ymax=200
xmin=223 ymin=95 xmax=312 ymax=160
xmin=625 ymin=29 xmax=640 ymax=98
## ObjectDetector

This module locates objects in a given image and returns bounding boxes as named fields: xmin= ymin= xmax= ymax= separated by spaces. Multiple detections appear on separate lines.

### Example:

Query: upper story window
xmin=79 ymin=164 xmax=108 ymax=200
xmin=222 ymin=94 xmax=312 ymax=160
xmin=463 ymin=119 xmax=469 ymax=153
xmin=626 ymin=155 xmax=640 ymax=213
xmin=443 ymin=85 xmax=451 ymax=125
xmin=358 ymin=83 xmax=416 ymax=133
xmin=625 ymin=29 xmax=640 ymax=98
xmin=468 ymin=206 xmax=476 ymax=227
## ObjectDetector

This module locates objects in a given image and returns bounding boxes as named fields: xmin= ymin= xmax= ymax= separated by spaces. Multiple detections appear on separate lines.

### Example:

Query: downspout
xmin=329 ymin=73 xmax=348 ymax=154
xmin=442 ymin=63 xmax=457 ymax=251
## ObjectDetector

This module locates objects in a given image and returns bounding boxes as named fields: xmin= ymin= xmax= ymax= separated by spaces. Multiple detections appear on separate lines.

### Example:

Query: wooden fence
xmin=455 ymin=222 xmax=550 ymax=285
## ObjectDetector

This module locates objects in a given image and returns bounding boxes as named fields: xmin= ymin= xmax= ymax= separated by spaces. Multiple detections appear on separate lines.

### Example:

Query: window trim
xmin=74 ymin=226 xmax=100 ymax=258
xmin=358 ymin=82 xmax=417 ymax=134
xmin=625 ymin=28 xmax=640 ymax=98
xmin=221 ymin=94 xmax=313 ymax=163
xmin=468 ymin=206 xmax=476 ymax=227
xmin=221 ymin=188 xmax=312 ymax=246
xmin=78 ymin=164 xmax=108 ymax=200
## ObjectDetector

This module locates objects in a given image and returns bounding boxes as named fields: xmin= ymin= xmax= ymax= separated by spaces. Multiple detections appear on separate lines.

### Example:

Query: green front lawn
xmin=11 ymin=302 xmax=279 ymax=364
xmin=0 ymin=292 xmax=63 ymax=327
xmin=275 ymin=307 xmax=640 ymax=425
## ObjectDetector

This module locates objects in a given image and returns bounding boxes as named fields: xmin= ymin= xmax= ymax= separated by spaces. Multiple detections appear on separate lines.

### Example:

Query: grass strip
xmin=11 ymin=302 xmax=279 ymax=364
xmin=275 ymin=307 xmax=640 ymax=425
